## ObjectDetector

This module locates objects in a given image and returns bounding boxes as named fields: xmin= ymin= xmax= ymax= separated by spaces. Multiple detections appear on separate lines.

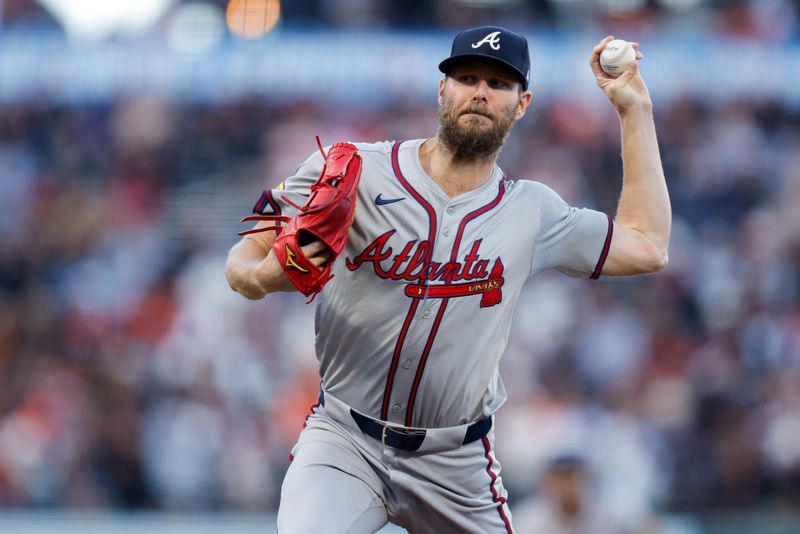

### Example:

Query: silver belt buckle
xmin=381 ymin=424 xmax=426 ymax=448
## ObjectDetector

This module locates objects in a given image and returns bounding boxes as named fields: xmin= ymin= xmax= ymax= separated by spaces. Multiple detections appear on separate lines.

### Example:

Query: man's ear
xmin=438 ymin=77 xmax=446 ymax=106
xmin=516 ymin=90 xmax=533 ymax=120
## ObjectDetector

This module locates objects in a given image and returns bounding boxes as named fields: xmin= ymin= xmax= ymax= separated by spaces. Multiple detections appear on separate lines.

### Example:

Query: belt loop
xmin=381 ymin=425 xmax=389 ymax=448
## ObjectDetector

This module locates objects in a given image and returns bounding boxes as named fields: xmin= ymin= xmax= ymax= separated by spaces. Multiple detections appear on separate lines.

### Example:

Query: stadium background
xmin=2 ymin=0 xmax=800 ymax=532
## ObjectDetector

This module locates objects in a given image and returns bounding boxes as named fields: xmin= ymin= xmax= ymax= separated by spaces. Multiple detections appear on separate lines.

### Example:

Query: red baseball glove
xmin=239 ymin=138 xmax=362 ymax=299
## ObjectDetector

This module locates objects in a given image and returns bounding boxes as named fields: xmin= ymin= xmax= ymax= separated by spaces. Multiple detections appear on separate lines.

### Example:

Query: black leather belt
xmin=317 ymin=390 xmax=491 ymax=452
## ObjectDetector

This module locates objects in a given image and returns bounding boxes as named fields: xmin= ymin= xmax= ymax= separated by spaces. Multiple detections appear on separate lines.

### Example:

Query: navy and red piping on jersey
xmin=382 ymin=298 xmax=420 ymax=420
xmin=590 ymin=214 xmax=614 ymax=280
xmin=390 ymin=142 xmax=438 ymax=250
xmin=482 ymin=436 xmax=514 ymax=534
xmin=381 ymin=141 xmax=438 ymax=421
xmin=287 ymin=395 xmax=322 ymax=461
xmin=253 ymin=189 xmax=282 ymax=215
xmin=404 ymin=179 xmax=506 ymax=426
xmin=404 ymin=300 xmax=448 ymax=426
xmin=451 ymin=180 xmax=506 ymax=265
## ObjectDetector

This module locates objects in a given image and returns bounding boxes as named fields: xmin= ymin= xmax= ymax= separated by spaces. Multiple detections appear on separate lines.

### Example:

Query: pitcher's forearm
xmin=226 ymin=237 xmax=298 ymax=299
xmin=226 ymin=241 xmax=271 ymax=299
xmin=226 ymin=234 xmax=334 ymax=298
xmin=616 ymin=105 xmax=671 ymax=255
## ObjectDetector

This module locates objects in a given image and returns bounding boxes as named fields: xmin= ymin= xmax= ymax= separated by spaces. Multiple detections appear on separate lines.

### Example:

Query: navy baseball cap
xmin=438 ymin=26 xmax=531 ymax=90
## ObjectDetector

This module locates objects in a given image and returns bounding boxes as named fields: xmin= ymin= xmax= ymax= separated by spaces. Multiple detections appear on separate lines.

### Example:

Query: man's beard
xmin=438 ymin=96 xmax=518 ymax=162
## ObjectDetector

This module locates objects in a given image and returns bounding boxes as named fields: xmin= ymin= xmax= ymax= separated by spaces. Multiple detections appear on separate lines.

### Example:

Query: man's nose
xmin=471 ymin=80 xmax=489 ymax=102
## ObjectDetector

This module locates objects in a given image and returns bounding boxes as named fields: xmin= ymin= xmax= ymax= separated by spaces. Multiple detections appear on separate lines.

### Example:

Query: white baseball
xmin=599 ymin=39 xmax=636 ymax=77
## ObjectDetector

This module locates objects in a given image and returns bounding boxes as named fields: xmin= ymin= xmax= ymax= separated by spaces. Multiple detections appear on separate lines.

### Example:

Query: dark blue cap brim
xmin=438 ymin=53 xmax=529 ymax=90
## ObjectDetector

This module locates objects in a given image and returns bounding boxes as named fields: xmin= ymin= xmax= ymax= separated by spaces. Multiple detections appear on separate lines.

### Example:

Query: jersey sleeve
xmin=530 ymin=182 xmax=613 ymax=279
xmin=249 ymin=149 xmax=325 ymax=218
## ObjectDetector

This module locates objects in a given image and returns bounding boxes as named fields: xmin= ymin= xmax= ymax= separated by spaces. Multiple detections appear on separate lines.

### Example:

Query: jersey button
xmin=447 ymin=207 xmax=455 ymax=215
xmin=392 ymin=404 xmax=402 ymax=412
xmin=402 ymin=359 xmax=412 ymax=369
xmin=443 ymin=226 xmax=451 ymax=237
xmin=421 ymin=309 xmax=431 ymax=319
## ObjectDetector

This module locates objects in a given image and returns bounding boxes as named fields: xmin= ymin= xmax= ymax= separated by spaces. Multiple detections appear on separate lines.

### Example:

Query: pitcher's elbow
xmin=224 ymin=260 xmax=238 ymax=292
xmin=647 ymin=250 xmax=669 ymax=273
xmin=225 ymin=258 xmax=253 ymax=297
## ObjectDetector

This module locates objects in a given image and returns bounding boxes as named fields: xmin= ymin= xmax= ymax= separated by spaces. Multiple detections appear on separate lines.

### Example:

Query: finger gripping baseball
xmin=273 ymin=141 xmax=362 ymax=299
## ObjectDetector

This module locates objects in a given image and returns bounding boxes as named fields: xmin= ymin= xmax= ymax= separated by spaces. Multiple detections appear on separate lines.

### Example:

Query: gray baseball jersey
xmin=257 ymin=139 xmax=613 ymax=533
xmin=252 ymin=139 xmax=612 ymax=429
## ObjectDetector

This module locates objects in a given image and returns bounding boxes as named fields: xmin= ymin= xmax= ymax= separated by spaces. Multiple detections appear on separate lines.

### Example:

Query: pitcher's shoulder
xmin=501 ymin=177 xmax=550 ymax=201
xmin=351 ymin=140 xmax=395 ymax=155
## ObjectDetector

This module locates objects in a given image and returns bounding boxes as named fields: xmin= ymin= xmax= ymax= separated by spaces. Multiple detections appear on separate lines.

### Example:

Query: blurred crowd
xmin=2 ymin=60 xmax=800 ymax=534
xmin=2 ymin=0 xmax=799 ymax=44
xmin=279 ymin=0 xmax=800 ymax=44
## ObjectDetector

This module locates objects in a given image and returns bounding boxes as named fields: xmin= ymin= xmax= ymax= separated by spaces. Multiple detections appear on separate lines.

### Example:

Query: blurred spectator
xmin=513 ymin=452 xmax=629 ymax=534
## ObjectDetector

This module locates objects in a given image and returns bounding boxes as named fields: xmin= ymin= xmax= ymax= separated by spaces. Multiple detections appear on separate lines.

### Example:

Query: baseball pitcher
xmin=226 ymin=26 xmax=670 ymax=534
